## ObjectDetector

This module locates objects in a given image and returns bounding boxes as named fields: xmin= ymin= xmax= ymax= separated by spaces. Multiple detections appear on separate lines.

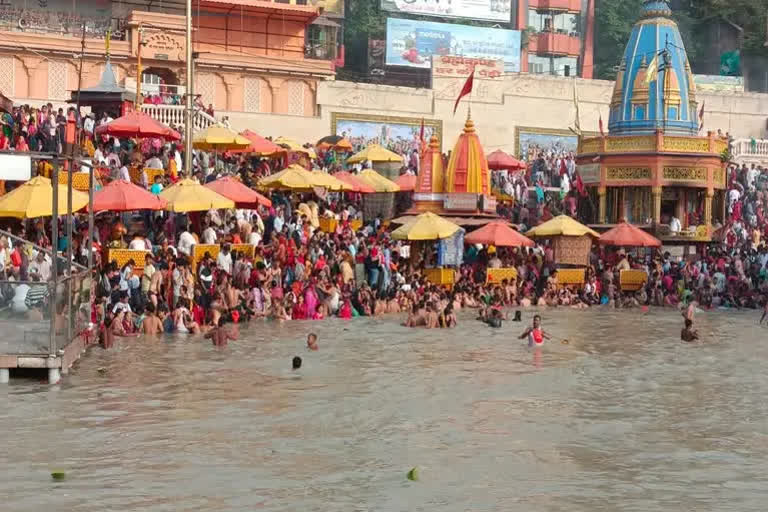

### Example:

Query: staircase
xmin=141 ymin=104 xmax=217 ymax=134
xmin=731 ymin=138 xmax=768 ymax=167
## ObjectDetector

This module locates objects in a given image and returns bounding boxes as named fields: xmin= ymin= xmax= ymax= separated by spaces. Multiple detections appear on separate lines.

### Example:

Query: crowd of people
xmin=0 ymin=102 xmax=766 ymax=348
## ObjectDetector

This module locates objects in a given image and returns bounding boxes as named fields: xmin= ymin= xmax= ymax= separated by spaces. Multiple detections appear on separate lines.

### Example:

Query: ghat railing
xmin=731 ymin=138 xmax=768 ymax=164
xmin=140 ymin=104 xmax=217 ymax=133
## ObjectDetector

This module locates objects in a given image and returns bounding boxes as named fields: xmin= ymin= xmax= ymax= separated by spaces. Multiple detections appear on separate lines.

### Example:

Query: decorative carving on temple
xmin=606 ymin=167 xmax=652 ymax=180
xmin=662 ymin=136 xmax=710 ymax=153
xmin=662 ymin=166 xmax=707 ymax=182
xmin=605 ymin=136 xmax=655 ymax=152
xmin=143 ymin=32 xmax=185 ymax=61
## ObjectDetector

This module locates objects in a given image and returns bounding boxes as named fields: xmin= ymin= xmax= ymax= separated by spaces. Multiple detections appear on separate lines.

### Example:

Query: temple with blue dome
xmin=576 ymin=0 xmax=728 ymax=244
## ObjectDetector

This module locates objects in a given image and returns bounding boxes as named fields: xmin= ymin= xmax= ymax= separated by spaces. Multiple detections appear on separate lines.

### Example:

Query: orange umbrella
xmin=333 ymin=138 xmax=353 ymax=151
xmin=332 ymin=171 xmax=375 ymax=193
xmin=464 ymin=220 xmax=535 ymax=247
xmin=598 ymin=222 xmax=661 ymax=247
xmin=204 ymin=176 xmax=272 ymax=208
xmin=95 ymin=111 xmax=180 ymax=141
xmin=394 ymin=174 xmax=418 ymax=191
xmin=92 ymin=179 xmax=168 ymax=212
xmin=228 ymin=129 xmax=285 ymax=156
xmin=486 ymin=149 xmax=526 ymax=170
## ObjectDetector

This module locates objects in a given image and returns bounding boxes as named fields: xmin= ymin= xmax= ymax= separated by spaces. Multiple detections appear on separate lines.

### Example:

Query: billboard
xmin=385 ymin=18 xmax=521 ymax=72
xmin=694 ymin=74 xmax=744 ymax=93
xmin=381 ymin=0 xmax=512 ymax=23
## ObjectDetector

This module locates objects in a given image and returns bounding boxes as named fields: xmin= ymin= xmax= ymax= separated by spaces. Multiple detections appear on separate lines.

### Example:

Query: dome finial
xmin=641 ymin=0 xmax=672 ymax=18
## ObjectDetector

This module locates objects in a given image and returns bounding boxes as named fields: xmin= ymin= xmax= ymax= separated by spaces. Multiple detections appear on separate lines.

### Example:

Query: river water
xmin=3 ymin=308 xmax=768 ymax=511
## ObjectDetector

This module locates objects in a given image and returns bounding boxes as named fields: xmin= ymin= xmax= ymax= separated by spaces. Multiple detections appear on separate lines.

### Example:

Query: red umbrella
xmin=486 ymin=149 xmax=526 ymax=171
xmin=598 ymin=222 xmax=661 ymax=247
xmin=228 ymin=129 xmax=285 ymax=156
xmin=464 ymin=220 xmax=535 ymax=247
xmin=94 ymin=111 xmax=181 ymax=141
xmin=92 ymin=180 xmax=168 ymax=212
xmin=394 ymin=174 xmax=418 ymax=191
xmin=332 ymin=171 xmax=375 ymax=193
xmin=204 ymin=176 xmax=272 ymax=208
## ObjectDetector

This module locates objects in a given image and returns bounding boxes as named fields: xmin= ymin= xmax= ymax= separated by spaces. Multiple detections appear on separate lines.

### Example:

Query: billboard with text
xmin=381 ymin=0 xmax=512 ymax=23
xmin=385 ymin=18 xmax=520 ymax=72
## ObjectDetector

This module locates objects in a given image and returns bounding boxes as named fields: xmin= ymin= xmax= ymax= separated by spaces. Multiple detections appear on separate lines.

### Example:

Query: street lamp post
xmin=184 ymin=0 xmax=194 ymax=174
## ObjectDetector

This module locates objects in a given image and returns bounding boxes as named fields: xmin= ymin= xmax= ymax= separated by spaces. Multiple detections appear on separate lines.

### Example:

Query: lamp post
xmin=184 ymin=0 xmax=194 ymax=174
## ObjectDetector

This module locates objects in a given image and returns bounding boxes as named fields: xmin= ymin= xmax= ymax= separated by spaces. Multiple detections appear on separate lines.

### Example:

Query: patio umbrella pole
xmin=67 ymin=159 xmax=73 ymax=346
xmin=49 ymin=158 xmax=59 ymax=357
xmin=183 ymin=0 xmax=194 ymax=175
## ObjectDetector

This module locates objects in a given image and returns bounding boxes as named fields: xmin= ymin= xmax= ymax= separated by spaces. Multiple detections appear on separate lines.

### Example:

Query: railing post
xmin=49 ymin=158 xmax=59 ymax=357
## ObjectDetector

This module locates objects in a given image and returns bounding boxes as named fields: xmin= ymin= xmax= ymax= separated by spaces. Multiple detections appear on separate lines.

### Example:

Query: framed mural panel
xmin=331 ymin=112 xmax=442 ymax=157
xmin=514 ymin=126 xmax=597 ymax=162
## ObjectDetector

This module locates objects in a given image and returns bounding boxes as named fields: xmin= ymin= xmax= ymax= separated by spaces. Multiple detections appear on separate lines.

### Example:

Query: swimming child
xmin=519 ymin=314 xmax=551 ymax=347
xmin=681 ymin=318 xmax=699 ymax=342
xmin=292 ymin=356 xmax=302 ymax=370
xmin=307 ymin=332 xmax=318 ymax=351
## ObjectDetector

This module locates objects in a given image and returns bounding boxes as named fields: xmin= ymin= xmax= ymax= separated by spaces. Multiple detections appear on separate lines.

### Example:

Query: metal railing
xmin=0 ymin=8 xmax=126 ymax=40
xmin=304 ymin=39 xmax=338 ymax=61
xmin=335 ymin=69 xmax=432 ymax=89
xmin=141 ymin=104 xmax=217 ymax=132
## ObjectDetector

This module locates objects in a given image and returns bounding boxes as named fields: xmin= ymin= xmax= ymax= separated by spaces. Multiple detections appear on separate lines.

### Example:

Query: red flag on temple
xmin=599 ymin=113 xmax=605 ymax=136
xmin=698 ymin=100 xmax=706 ymax=131
xmin=419 ymin=117 xmax=425 ymax=147
xmin=453 ymin=67 xmax=475 ymax=115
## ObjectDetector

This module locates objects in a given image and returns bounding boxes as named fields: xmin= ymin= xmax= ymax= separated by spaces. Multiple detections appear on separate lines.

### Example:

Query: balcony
xmin=529 ymin=0 xmax=582 ymax=12
xmin=528 ymin=31 xmax=581 ymax=57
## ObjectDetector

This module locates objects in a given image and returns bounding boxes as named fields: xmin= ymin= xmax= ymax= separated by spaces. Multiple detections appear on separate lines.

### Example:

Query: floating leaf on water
xmin=407 ymin=467 xmax=419 ymax=481
xmin=51 ymin=471 xmax=66 ymax=481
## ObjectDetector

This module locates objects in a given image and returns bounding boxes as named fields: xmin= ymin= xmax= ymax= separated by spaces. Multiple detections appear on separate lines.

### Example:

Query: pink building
xmin=0 ymin=0 xmax=336 ymax=117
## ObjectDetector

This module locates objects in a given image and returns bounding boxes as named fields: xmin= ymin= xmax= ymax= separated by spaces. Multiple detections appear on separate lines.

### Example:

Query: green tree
xmin=343 ymin=1 xmax=386 ymax=72
xmin=594 ymin=0 xmax=644 ymax=79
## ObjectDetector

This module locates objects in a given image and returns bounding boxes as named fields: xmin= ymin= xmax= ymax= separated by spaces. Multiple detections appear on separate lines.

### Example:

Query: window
xmin=667 ymin=106 xmax=679 ymax=120
xmin=634 ymin=104 xmax=645 ymax=120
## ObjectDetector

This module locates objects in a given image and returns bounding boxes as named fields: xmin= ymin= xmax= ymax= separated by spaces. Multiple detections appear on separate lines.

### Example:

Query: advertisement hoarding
xmin=693 ymin=74 xmax=744 ymax=93
xmin=432 ymin=55 xmax=503 ymax=80
xmin=385 ymin=17 xmax=521 ymax=72
xmin=381 ymin=0 xmax=512 ymax=23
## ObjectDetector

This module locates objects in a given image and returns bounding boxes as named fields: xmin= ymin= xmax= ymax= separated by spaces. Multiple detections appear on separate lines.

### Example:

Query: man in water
xmin=141 ymin=303 xmax=163 ymax=335
xmin=486 ymin=308 xmax=504 ymax=328
xmin=307 ymin=333 xmax=318 ymax=351
xmin=519 ymin=314 xmax=551 ymax=347
xmin=205 ymin=318 xmax=238 ymax=347
xmin=292 ymin=356 xmax=302 ymax=370
xmin=681 ymin=319 xmax=699 ymax=342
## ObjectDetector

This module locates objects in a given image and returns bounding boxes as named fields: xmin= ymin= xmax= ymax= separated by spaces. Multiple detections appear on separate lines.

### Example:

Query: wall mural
xmin=331 ymin=112 xmax=442 ymax=158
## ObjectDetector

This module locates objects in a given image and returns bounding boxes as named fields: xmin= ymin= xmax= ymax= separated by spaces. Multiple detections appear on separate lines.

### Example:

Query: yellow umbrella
xmin=391 ymin=212 xmax=461 ymax=241
xmin=274 ymin=137 xmax=316 ymax=158
xmin=259 ymin=165 xmax=320 ymax=191
xmin=192 ymin=125 xmax=251 ymax=151
xmin=347 ymin=144 xmax=404 ymax=164
xmin=355 ymin=169 xmax=400 ymax=192
xmin=160 ymin=178 xmax=235 ymax=212
xmin=0 ymin=176 xmax=89 ymax=218
xmin=525 ymin=215 xmax=600 ymax=238
xmin=310 ymin=170 xmax=354 ymax=191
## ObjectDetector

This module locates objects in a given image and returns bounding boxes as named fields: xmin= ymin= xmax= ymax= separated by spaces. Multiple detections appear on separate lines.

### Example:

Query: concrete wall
xmin=221 ymin=72 xmax=768 ymax=153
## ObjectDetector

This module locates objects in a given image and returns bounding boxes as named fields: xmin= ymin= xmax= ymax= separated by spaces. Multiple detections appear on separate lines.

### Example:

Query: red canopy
xmin=598 ymin=222 xmax=661 ymax=247
xmin=486 ymin=149 xmax=526 ymax=170
xmin=464 ymin=220 xmax=535 ymax=247
xmin=332 ymin=171 xmax=375 ymax=193
xmin=204 ymin=176 xmax=272 ymax=208
xmin=228 ymin=129 xmax=285 ymax=156
xmin=394 ymin=173 xmax=418 ymax=191
xmin=92 ymin=179 xmax=168 ymax=212
xmin=94 ymin=111 xmax=181 ymax=141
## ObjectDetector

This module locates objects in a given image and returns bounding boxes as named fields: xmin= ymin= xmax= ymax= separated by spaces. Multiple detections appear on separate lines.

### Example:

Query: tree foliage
xmin=594 ymin=0 xmax=768 ymax=80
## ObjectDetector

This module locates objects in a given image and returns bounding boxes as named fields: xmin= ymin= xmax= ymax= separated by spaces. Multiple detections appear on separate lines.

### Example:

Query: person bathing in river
xmin=519 ymin=314 xmax=551 ymax=347
xmin=681 ymin=318 xmax=699 ymax=342
xmin=307 ymin=332 xmax=319 ymax=351
xmin=205 ymin=318 xmax=238 ymax=347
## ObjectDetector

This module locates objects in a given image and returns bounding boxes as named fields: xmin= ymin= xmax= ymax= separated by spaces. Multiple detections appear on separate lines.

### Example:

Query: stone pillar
xmin=651 ymin=186 xmax=662 ymax=225
xmin=48 ymin=367 xmax=61 ymax=385
xmin=0 ymin=368 xmax=9 ymax=384
xmin=598 ymin=186 xmax=607 ymax=224
xmin=705 ymin=189 xmax=714 ymax=228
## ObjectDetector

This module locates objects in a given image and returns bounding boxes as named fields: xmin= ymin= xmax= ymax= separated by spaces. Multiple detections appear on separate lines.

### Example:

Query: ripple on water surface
xmin=2 ymin=308 xmax=768 ymax=511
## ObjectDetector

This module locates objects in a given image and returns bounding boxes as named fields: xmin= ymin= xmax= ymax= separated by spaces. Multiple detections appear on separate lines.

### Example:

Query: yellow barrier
xmin=40 ymin=166 xmax=92 ymax=191
xmin=191 ymin=244 xmax=219 ymax=271
xmin=319 ymin=217 xmax=338 ymax=233
xmin=486 ymin=267 xmax=518 ymax=285
xmin=620 ymin=269 xmax=648 ymax=292
xmin=424 ymin=268 xmax=455 ymax=286
xmin=231 ymin=244 xmax=254 ymax=259
xmin=555 ymin=268 xmax=585 ymax=287
xmin=349 ymin=219 xmax=362 ymax=231
xmin=129 ymin=167 xmax=164 ymax=186
xmin=107 ymin=249 xmax=149 ymax=275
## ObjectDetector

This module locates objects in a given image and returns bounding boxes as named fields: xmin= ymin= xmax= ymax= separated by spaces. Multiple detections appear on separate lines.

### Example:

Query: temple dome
xmin=607 ymin=0 xmax=698 ymax=136
xmin=445 ymin=118 xmax=491 ymax=195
